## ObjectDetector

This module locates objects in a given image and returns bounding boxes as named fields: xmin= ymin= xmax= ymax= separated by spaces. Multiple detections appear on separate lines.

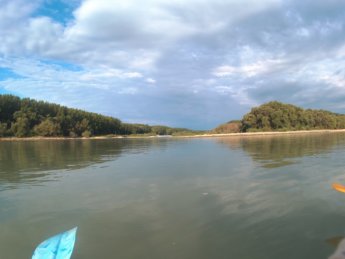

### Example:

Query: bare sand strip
xmin=177 ymin=129 xmax=345 ymax=139
xmin=2 ymin=129 xmax=345 ymax=141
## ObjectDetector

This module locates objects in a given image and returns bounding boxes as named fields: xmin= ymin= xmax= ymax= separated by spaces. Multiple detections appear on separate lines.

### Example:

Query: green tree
xmin=0 ymin=123 xmax=8 ymax=137
xmin=34 ymin=118 xmax=61 ymax=137
xmin=240 ymin=101 xmax=345 ymax=132
xmin=82 ymin=130 xmax=92 ymax=138
xmin=73 ymin=118 xmax=90 ymax=137
xmin=11 ymin=116 xmax=30 ymax=137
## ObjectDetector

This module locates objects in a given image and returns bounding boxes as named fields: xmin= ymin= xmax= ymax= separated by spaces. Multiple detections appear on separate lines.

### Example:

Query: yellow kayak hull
xmin=332 ymin=183 xmax=345 ymax=193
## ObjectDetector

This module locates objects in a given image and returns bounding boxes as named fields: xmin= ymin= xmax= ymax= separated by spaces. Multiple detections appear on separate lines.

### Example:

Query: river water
xmin=1 ymin=133 xmax=345 ymax=258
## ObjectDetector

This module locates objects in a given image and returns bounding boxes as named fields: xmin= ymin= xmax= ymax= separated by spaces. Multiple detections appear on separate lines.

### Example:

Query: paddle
xmin=332 ymin=183 xmax=345 ymax=193
xmin=32 ymin=227 xmax=77 ymax=259
xmin=329 ymin=237 xmax=345 ymax=259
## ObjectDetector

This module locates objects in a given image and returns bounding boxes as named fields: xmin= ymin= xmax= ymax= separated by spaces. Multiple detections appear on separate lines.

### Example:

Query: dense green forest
xmin=3 ymin=96 xmax=342 ymax=138
xmin=214 ymin=101 xmax=345 ymax=133
xmin=0 ymin=95 xmax=194 ymax=137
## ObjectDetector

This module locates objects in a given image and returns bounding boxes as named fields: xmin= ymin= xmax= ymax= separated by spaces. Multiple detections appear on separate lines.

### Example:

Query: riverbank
xmin=179 ymin=129 xmax=345 ymax=138
xmin=2 ymin=129 xmax=345 ymax=141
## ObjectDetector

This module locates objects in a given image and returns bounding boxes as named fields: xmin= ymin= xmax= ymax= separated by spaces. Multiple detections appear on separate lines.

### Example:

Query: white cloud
xmin=213 ymin=66 xmax=237 ymax=77
xmin=215 ymin=85 xmax=233 ymax=94
xmin=0 ymin=1 xmax=63 ymax=56
xmin=146 ymin=78 xmax=156 ymax=84
xmin=287 ymin=58 xmax=345 ymax=88
xmin=25 ymin=17 xmax=64 ymax=54
xmin=0 ymin=57 xmax=146 ymax=97
xmin=242 ymin=59 xmax=284 ymax=77
xmin=122 ymin=72 xmax=143 ymax=79
xmin=0 ymin=0 xmax=284 ymax=68
xmin=213 ymin=59 xmax=283 ymax=78
xmin=0 ymin=0 xmax=37 ymax=26
xmin=320 ymin=75 xmax=345 ymax=88
xmin=129 ymin=52 xmax=160 ymax=70
xmin=79 ymin=69 xmax=142 ymax=81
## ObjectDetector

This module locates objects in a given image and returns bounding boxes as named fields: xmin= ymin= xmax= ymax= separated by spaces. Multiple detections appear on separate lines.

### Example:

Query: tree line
xmin=241 ymin=101 xmax=345 ymax=132
xmin=214 ymin=101 xmax=345 ymax=133
xmin=0 ymin=95 xmax=193 ymax=137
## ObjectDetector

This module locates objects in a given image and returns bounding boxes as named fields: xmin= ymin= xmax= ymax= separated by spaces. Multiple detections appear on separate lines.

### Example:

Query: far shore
xmin=180 ymin=128 xmax=345 ymax=138
xmin=2 ymin=129 xmax=345 ymax=141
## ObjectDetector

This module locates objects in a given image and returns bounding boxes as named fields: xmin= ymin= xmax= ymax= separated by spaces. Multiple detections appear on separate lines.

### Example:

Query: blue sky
xmin=1 ymin=0 xmax=345 ymax=129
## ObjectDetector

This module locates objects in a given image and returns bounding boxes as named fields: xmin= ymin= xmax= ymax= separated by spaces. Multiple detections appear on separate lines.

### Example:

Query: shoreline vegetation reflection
xmin=0 ymin=139 xmax=172 ymax=189
xmin=217 ymin=132 xmax=345 ymax=168
xmin=2 ymin=132 xmax=345 ymax=186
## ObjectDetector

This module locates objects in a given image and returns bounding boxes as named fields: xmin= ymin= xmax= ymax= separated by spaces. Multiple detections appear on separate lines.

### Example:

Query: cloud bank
xmin=0 ymin=0 xmax=345 ymax=129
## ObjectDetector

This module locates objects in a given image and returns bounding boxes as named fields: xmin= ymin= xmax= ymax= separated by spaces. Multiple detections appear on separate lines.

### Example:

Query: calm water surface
xmin=2 ymin=133 xmax=345 ymax=258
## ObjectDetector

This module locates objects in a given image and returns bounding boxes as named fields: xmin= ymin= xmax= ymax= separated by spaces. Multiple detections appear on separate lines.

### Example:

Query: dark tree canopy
xmin=0 ymin=95 xmax=194 ymax=137
xmin=240 ymin=101 xmax=345 ymax=132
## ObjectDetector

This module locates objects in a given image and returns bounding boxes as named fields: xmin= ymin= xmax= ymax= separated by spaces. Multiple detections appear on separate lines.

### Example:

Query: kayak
xmin=32 ymin=227 xmax=77 ymax=259
xmin=332 ymin=183 xmax=345 ymax=193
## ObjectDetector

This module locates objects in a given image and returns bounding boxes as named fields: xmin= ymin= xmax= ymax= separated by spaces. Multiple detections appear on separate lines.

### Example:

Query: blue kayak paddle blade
xmin=32 ymin=227 xmax=77 ymax=259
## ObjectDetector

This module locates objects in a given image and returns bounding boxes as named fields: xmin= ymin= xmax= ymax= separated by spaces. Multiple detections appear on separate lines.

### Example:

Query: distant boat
xmin=32 ymin=227 xmax=77 ymax=259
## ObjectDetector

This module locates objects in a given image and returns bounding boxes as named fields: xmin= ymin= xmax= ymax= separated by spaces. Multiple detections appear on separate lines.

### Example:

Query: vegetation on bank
xmin=212 ymin=120 xmax=241 ymax=134
xmin=214 ymin=101 xmax=345 ymax=133
xmin=2 ymin=96 xmax=342 ymax=138
xmin=0 ymin=95 xmax=197 ymax=137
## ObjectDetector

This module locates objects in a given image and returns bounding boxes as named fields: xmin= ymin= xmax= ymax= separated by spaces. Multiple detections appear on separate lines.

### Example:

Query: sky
xmin=1 ymin=0 xmax=345 ymax=129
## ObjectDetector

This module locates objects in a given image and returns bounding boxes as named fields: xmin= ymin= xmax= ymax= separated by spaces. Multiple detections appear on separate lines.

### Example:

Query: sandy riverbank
xmin=2 ymin=129 xmax=345 ymax=141
xmin=178 ymin=129 xmax=345 ymax=138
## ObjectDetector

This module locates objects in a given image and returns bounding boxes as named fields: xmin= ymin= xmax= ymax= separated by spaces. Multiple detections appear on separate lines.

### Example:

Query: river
xmin=1 ymin=133 xmax=345 ymax=258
